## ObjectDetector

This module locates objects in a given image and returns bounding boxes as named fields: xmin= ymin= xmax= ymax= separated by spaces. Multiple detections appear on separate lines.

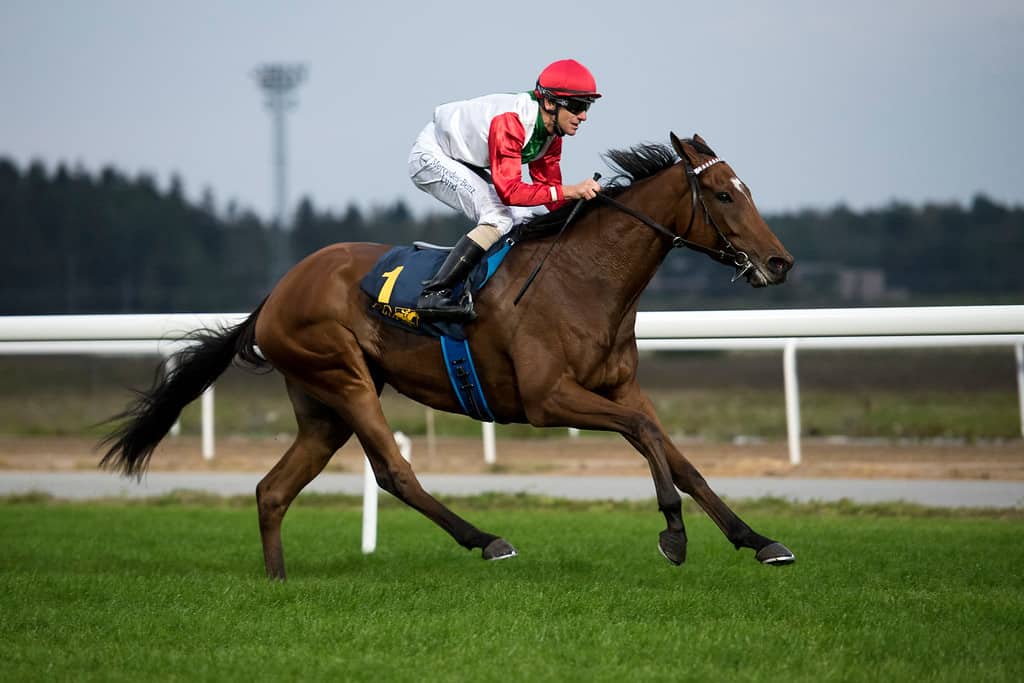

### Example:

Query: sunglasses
xmin=559 ymin=98 xmax=592 ymax=115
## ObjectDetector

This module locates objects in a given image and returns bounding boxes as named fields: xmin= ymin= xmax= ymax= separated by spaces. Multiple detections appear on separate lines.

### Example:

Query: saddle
xmin=359 ymin=238 xmax=512 ymax=341
xmin=358 ymin=238 xmax=517 ymax=422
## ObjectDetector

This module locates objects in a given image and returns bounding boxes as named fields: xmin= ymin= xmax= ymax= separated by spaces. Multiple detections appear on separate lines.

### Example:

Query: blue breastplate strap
xmin=439 ymin=336 xmax=495 ymax=422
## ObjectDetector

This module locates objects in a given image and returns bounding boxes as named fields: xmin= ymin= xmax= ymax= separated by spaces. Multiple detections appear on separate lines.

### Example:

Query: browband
xmin=692 ymin=157 xmax=723 ymax=175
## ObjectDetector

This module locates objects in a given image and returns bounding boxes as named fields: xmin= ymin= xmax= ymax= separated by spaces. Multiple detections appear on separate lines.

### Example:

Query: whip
xmin=514 ymin=173 xmax=600 ymax=305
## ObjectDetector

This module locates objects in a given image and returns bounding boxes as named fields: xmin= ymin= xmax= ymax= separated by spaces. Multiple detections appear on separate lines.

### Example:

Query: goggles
xmin=556 ymin=97 xmax=592 ymax=115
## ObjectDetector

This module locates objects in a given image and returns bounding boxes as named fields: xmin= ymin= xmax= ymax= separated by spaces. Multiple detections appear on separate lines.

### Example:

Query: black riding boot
xmin=416 ymin=236 xmax=486 ymax=322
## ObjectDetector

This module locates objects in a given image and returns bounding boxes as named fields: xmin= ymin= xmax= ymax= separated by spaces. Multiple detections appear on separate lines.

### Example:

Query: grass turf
xmin=1 ymin=498 xmax=1022 ymax=682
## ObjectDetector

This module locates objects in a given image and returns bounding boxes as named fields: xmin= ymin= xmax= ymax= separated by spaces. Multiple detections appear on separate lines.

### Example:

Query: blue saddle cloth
xmin=359 ymin=239 xmax=512 ymax=341
xmin=359 ymin=239 xmax=513 ymax=422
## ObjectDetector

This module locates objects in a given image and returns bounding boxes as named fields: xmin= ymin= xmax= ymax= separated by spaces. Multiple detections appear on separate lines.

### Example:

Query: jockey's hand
xmin=562 ymin=177 xmax=602 ymax=201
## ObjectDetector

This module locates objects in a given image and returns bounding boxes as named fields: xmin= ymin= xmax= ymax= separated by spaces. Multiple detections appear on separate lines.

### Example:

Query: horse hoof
xmin=756 ymin=542 xmax=796 ymax=565
xmin=482 ymin=538 xmax=517 ymax=561
xmin=658 ymin=529 xmax=687 ymax=566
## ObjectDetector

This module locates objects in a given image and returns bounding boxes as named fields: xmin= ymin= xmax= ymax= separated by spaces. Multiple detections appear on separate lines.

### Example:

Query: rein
xmin=596 ymin=155 xmax=752 ymax=282
xmin=514 ymin=173 xmax=601 ymax=305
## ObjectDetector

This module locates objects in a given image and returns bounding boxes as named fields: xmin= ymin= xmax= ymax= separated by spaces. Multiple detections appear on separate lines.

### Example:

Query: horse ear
xmin=670 ymin=131 xmax=697 ymax=164
xmin=669 ymin=131 xmax=689 ymax=160
xmin=693 ymin=133 xmax=708 ymax=147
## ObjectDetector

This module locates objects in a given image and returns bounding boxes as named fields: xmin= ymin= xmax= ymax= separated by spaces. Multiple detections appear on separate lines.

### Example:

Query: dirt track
xmin=2 ymin=434 xmax=1022 ymax=481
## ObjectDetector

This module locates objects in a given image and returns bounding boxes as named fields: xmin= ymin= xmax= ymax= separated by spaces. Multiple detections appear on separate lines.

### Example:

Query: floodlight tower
xmin=254 ymin=63 xmax=307 ymax=283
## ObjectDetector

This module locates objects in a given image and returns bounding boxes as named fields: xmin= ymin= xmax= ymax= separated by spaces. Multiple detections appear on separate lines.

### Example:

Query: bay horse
xmin=101 ymin=132 xmax=795 ymax=579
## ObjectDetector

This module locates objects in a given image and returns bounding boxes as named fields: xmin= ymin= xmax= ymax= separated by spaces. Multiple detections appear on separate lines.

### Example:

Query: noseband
xmin=595 ymin=155 xmax=753 ymax=282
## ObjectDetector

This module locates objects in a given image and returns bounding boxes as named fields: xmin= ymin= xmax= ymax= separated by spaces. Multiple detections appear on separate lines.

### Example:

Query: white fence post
xmin=783 ymin=339 xmax=802 ymax=466
xmin=425 ymin=408 xmax=436 ymax=461
xmin=1016 ymin=343 xmax=1024 ymax=439
xmin=361 ymin=456 xmax=378 ymax=554
xmin=483 ymin=422 xmax=496 ymax=465
xmin=164 ymin=354 xmax=181 ymax=437
xmin=201 ymin=385 xmax=214 ymax=460
xmin=394 ymin=431 xmax=412 ymax=462
xmin=362 ymin=432 xmax=412 ymax=555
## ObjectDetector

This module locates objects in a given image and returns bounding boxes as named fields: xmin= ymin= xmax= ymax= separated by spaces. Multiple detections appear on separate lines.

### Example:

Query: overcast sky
xmin=2 ymin=1 xmax=1021 ymax=223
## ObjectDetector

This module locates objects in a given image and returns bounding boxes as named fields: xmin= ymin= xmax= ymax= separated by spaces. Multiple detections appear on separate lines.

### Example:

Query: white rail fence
xmin=1 ymin=306 xmax=1023 ymax=468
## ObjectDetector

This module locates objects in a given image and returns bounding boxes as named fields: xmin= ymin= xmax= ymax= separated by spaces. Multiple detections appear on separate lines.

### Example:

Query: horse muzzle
xmin=743 ymin=254 xmax=793 ymax=287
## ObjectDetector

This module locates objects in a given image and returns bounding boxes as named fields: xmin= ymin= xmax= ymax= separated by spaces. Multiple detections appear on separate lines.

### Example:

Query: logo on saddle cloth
xmin=359 ymin=240 xmax=512 ymax=422
xmin=359 ymin=240 xmax=511 ymax=341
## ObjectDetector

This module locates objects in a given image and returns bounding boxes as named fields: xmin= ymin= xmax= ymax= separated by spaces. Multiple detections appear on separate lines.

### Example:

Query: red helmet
xmin=535 ymin=59 xmax=602 ymax=101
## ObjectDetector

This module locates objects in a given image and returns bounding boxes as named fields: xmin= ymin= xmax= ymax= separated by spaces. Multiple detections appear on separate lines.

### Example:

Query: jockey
xmin=408 ymin=59 xmax=603 ymax=321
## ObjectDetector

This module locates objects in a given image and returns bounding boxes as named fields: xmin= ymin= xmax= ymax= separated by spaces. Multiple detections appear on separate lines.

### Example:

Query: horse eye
xmin=715 ymin=191 xmax=732 ymax=203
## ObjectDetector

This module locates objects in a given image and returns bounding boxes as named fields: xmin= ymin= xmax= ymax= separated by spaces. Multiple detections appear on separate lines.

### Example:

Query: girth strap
xmin=440 ymin=336 xmax=495 ymax=422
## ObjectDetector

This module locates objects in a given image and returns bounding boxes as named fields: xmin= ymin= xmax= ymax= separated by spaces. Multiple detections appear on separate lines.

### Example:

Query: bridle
xmin=513 ymin=150 xmax=755 ymax=305
xmin=594 ymin=154 xmax=754 ymax=283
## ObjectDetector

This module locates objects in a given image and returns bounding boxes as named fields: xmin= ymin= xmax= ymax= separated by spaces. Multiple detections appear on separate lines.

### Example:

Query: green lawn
xmin=2 ymin=497 xmax=1022 ymax=681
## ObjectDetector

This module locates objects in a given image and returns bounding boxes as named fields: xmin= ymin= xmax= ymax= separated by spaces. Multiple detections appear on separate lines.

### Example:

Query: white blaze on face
xmin=731 ymin=177 xmax=752 ymax=203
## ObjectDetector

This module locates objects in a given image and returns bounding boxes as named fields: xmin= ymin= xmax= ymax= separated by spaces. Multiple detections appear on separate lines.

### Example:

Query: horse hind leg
xmin=361 ymin=448 xmax=516 ymax=561
xmin=357 ymin=397 xmax=515 ymax=560
xmin=360 ymin=448 xmax=516 ymax=561
xmin=257 ymin=380 xmax=353 ymax=580
xmin=307 ymin=364 xmax=514 ymax=560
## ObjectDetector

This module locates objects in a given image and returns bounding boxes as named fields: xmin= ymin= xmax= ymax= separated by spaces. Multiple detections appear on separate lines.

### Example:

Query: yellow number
xmin=377 ymin=266 xmax=404 ymax=304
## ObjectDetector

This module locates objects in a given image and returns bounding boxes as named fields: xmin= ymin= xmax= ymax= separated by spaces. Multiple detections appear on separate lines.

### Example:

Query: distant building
xmin=837 ymin=268 xmax=886 ymax=301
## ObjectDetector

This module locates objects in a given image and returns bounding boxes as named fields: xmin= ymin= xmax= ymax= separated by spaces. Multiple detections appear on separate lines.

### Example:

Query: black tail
xmin=99 ymin=301 xmax=267 ymax=477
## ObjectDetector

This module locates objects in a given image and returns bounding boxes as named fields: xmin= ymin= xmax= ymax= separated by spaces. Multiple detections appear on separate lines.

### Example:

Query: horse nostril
xmin=767 ymin=256 xmax=792 ymax=275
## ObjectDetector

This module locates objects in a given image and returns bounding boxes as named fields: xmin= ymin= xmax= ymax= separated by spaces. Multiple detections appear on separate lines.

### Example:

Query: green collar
xmin=522 ymin=92 xmax=552 ymax=163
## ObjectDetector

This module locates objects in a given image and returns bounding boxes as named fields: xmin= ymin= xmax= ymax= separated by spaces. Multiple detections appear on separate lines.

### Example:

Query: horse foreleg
xmin=620 ymin=387 xmax=795 ymax=565
xmin=257 ymin=382 xmax=352 ymax=580
xmin=664 ymin=445 xmax=794 ymax=564
xmin=524 ymin=378 xmax=687 ymax=565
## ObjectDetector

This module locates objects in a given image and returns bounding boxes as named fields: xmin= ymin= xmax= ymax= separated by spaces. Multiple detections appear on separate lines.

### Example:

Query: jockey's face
xmin=542 ymin=99 xmax=588 ymax=136
xmin=557 ymin=103 xmax=587 ymax=136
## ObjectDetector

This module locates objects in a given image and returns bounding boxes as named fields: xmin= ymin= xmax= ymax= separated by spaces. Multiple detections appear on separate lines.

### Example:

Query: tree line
xmin=1 ymin=157 xmax=1021 ymax=314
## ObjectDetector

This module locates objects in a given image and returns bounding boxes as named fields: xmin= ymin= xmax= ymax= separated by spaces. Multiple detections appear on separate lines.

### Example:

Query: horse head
xmin=670 ymin=132 xmax=793 ymax=287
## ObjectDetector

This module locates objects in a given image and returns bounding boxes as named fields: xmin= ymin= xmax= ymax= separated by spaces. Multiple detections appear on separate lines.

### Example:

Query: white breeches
xmin=408 ymin=122 xmax=542 ymax=235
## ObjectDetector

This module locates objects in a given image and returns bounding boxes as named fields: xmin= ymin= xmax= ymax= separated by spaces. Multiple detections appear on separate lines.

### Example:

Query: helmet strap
xmin=542 ymin=98 xmax=566 ymax=137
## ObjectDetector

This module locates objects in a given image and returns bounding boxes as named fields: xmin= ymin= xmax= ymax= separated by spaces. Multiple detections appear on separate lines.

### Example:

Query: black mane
xmin=517 ymin=140 xmax=698 ymax=238
xmin=602 ymin=143 xmax=678 ymax=189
